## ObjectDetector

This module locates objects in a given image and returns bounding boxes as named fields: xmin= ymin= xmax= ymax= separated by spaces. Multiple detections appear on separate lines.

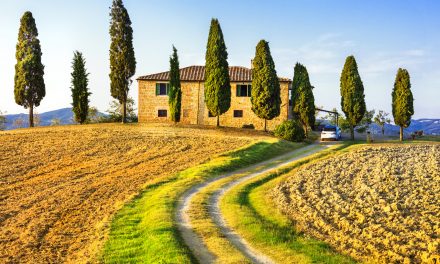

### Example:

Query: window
xmin=208 ymin=111 xmax=215 ymax=117
xmin=158 ymin=109 xmax=167 ymax=117
xmin=233 ymin=110 xmax=243 ymax=118
xmin=236 ymin=84 xmax=252 ymax=97
xmin=156 ymin=83 xmax=169 ymax=95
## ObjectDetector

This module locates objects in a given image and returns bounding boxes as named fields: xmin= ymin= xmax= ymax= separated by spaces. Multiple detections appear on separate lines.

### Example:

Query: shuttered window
xmin=236 ymin=84 xmax=252 ymax=97
xmin=156 ymin=83 xmax=169 ymax=95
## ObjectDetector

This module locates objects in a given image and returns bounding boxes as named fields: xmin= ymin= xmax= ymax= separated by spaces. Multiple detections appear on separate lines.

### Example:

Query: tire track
xmin=176 ymin=144 xmax=326 ymax=263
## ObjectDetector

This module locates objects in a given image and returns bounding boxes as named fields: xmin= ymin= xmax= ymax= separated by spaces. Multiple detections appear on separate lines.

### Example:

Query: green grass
xmin=185 ymin=143 xmax=309 ymax=263
xmin=100 ymin=139 xmax=299 ymax=263
xmin=220 ymin=144 xmax=358 ymax=264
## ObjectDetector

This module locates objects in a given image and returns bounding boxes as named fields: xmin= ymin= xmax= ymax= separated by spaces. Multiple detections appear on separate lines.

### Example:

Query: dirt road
xmin=176 ymin=144 xmax=326 ymax=263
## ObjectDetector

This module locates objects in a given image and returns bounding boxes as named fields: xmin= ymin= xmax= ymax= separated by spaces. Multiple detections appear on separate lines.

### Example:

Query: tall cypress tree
xmin=169 ymin=46 xmax=182 ymax=122
xmin=71 ymin=51 xmax=91 ymax=124
xmin=14 ymin=11 xmax=45 ymax=128
xmin=251 ymin=40 xmax=281 ymax=131
xmin=392 ymin=68 xmax=414 ymax=141
xmin=291 ymin=63 xmax=315 ymax=137
xmin=204 ymin=18 xmax=231 ymax=127
xmin=109 ymin=0 xmax=136 ymax=124
xmin=340 ymin=55 xmax=366 ymax=140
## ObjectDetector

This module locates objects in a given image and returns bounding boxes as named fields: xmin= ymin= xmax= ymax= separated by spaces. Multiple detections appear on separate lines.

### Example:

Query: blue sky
xmin=0 ymin=0 xmax=439 ymax=118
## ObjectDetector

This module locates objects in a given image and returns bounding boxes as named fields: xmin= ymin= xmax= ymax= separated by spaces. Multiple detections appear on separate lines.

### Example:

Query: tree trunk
xmin=216 ymin=115 xmax=220 ymax=127
xmin=350 ymin=124 xmax=354 ymax=141
xmin=264 ymin=119 xmax=267 ymax=132
xmin=122 ymin=100 xmax=127 ymax=124
xmin=400 ymin=126 xmax=403 ymax=142
xmin=382 ymin=126 xmax=385 ymax=135
xmin=303 ymin=124 xmax=308 ymax=138
xmin=29 ymin=105 xmax=34 ymax=128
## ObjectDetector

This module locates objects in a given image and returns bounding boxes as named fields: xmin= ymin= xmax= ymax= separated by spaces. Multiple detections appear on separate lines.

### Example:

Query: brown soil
xmin=273 ymin=144 xmax=440 ymax=263
xmin=0 ymin=123 xmax=268 ymax=263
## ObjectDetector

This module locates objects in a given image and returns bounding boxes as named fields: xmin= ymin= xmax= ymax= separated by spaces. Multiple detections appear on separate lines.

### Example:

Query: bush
xmin=274 ymin=120 xmax=305 ymax=142
xmin=242 ymin=124 xmax=255 ymax=129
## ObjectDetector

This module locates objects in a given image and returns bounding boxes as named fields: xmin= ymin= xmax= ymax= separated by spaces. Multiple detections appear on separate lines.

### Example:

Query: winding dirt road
xmin=176 ymin=144 xmax=327 ymax=263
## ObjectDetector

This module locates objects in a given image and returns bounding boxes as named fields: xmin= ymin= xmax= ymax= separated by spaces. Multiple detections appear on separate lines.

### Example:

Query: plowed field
xmin=274 ymin=144 xmax=439 ymax=263
xmin=0 ymin=123 xmax=266 ymax=263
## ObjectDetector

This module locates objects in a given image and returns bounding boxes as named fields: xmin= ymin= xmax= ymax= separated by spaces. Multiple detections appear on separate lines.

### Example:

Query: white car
xmin=321 ymin=125 xmax=342 ymax=141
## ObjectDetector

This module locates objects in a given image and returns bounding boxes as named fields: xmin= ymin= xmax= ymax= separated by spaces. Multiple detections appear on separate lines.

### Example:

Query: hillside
xmin=0 ymin=123 xmax=270 ymax=263
xmin=317 ymin=118 xmax=440 ymax=135
xmin=3 ymin=108 xmax=439 ymax=134
xmin=2 ymin=108 xmax=106 ymax=129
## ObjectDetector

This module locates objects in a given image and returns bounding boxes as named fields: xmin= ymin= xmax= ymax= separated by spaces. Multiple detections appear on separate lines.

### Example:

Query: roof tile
xmin=137 ymin=65 xmax=290 ymax=82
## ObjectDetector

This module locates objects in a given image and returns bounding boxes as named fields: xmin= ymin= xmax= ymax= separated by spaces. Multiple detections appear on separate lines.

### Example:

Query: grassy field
xmin=101 ymin=138 xmax=298 ymax=263
xmin=220 ymin=144 xmax=356 ymax=263
xmin=0 ymin=123 xmax=274 ymax=263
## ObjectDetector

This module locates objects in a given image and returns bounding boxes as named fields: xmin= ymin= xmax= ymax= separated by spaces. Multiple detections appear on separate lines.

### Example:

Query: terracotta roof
xmin=137 ymin=65 xmax=291 ymax=82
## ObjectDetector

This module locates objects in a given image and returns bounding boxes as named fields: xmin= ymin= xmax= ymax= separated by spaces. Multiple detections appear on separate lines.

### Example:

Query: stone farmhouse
xmin=137 ymin=65 xmax=291 ymax=130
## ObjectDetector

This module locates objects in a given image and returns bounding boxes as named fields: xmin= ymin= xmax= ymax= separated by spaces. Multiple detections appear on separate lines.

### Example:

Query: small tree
xmin=33 ymin=111 xmax=41 ymax=127
xmin=0 ymin=110 xmax=6 ymax=131
xmin=109 ymin=0 xmax=136 ymax=124
xmin=71 ymin=51 xmax=91 ymax=124
xmin=13 ymin=117 xmax=25 ymax=129
xmin=355 ymin=109 xmax=375 ymax=133
xmin=291 ymin=63 xmax=315 ymax=137
xmin=392 ymin=68 xmax=414 ymax=141
xmin=107 ymin=97 xmax=137 ymax=122
xmin=86 ymin=106 xmax=100 ymax=123
xmin=51 ymin=118 xmax=61 ymax=126
xmin=374 ymin=110 xmax=391 ymax=135
xmin=251 ymin=40 xmax=281 ymax=131
xmin=168 ymin=46 xmax=182 ymax=122
xmin=14 ymin=11 xmax=45 ymax=127
xmin=204 ymin=18 xmax=231 ymax=127
xmin=340 ymin=55 xmax=366 ymax=140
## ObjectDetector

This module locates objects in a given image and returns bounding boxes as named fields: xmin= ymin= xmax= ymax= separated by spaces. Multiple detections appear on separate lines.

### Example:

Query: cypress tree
xmin=109 ymin=0 xmax=136 ymax=124
xmin=204 ymin=18 xmax=231 ymax=127
xmin=340 ymin=55 xmax=366 ymax=140
xmin=251 ymin=40 xmax=281 ymax=131
xmin=169 ymin=46 xmax=182 ymax=122
xmin=14 ymin=11 xmax=45 ymax=128
xmin=392 ymin=68 xmax=414 ymax=141
xmin=291 ymin=63 xmax=315 ymax=137
xmin=71 ymin=51 xmax=91 ymax=124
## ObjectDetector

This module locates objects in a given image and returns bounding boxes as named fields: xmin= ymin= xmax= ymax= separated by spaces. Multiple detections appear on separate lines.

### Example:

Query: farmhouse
xmin=137 ymin=65 xmax=291 ymax=130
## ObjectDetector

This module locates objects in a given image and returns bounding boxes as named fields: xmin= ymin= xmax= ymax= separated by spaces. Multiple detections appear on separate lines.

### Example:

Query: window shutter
xmin=236 ymin=85 xmax=241 ymax=96
xmin=167 ymin=83 xmax=170 ymax=95
xmin=248 ymin=85 xmax=252 ymax=97
xmin=155 ymin=83 xmax=159 ymax=95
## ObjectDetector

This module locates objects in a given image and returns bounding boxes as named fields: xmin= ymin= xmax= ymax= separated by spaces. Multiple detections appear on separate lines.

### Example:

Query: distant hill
xmin=3 ymin=108 xmax=106 ymax=130
xmin=369 ymin=119 xmax=440 ymax=136
xmin=316 ymin=118 xmax=440 ymax=136
xmin=2 ymin=108 xmax=439 ymax=134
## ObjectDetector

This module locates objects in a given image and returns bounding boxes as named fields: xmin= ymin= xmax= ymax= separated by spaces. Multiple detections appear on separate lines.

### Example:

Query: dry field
xmin=0 ymin=123 xmax=267 ymax=263
xmin=274 ymin=144 xmax=439 ymax=263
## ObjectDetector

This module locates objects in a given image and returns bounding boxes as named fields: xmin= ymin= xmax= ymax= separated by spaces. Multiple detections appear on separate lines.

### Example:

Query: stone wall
xmin=138 ymin=80 xmax=290 ymax=130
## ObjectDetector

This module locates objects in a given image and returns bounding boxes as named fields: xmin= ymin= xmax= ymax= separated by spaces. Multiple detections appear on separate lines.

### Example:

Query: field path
xmin=176 ymin=144 xmax=326 ymax=263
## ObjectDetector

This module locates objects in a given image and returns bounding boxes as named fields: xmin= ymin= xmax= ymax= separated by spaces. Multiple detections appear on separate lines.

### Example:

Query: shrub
xmin=242 ymin=124 xmax=255 ymax=129
xmin=274 ymin=120 xmax=305 ymax=142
